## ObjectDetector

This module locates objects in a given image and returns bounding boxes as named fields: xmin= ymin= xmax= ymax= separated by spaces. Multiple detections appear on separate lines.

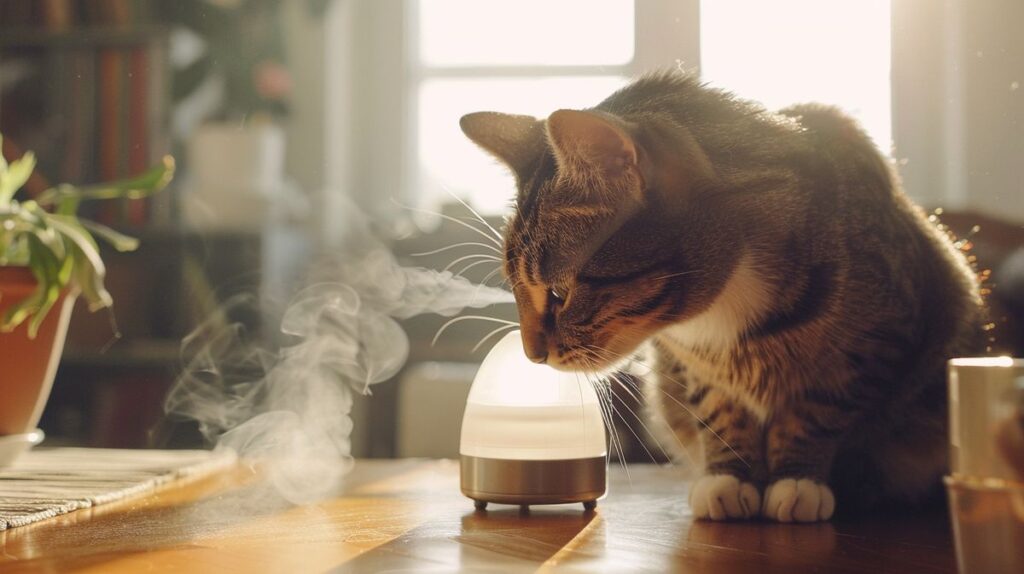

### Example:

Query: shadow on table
xmin=332 ymin=505 xmax=600 ymax=573
xmin=678 ymin=511 xmax=955 ymax=574
xmin=680 ymin=520 xmax=838 ymax=572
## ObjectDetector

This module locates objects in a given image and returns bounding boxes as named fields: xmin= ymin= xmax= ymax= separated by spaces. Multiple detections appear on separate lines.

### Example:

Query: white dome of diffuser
xmin=460 ymin=331 xmax=607 ymax=510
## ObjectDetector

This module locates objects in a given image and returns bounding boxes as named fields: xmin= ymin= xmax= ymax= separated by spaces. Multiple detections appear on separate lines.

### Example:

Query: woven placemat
xmin=0 ymin=447 xmax=236 ymax=530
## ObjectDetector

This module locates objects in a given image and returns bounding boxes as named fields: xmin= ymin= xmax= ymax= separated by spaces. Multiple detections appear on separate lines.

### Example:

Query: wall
xmin=893 ymin=0 xmax=1023 ymax=222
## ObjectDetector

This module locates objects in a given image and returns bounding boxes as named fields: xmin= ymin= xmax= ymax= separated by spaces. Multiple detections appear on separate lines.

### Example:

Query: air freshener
xmin=460 ymin=331 xmax=607 ymax=510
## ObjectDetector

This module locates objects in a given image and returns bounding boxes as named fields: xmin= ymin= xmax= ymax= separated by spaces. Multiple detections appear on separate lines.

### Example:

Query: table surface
xmin=0 ymin=460 xmax=956 ymax=573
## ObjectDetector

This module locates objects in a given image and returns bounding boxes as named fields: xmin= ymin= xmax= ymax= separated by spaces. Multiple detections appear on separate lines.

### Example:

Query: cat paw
xmin=762 ymin=478 xmax=835 ymax=522
xmin=689 ymin=474 xmax=761 ymax=521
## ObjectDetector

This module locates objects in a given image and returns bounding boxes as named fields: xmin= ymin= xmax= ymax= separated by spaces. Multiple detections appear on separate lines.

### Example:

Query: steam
xmin=164 ymin=211 xmax=513 ymax=504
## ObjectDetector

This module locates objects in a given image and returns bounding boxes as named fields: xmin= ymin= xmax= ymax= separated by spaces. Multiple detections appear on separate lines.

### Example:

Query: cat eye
xmin=549 ymin=288 xmax=565 ymax=303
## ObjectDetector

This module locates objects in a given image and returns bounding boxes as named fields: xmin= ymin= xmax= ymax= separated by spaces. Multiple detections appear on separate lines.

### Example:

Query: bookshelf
xmin=0 ymin=2 xmax=311 ymax=448
xmin=0 ymin=26 xmax=168 ymax=48
xmin=0 ymin=2 xmax=171 ymax=227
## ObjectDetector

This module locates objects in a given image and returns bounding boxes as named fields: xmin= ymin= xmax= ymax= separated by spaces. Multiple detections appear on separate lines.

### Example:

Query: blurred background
xmin=0 ymin=0 xmax=1021 ymax=458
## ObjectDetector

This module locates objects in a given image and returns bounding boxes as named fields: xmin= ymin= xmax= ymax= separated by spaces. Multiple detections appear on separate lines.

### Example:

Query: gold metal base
xmin=460 ymin=455 xmax=606 ymax=508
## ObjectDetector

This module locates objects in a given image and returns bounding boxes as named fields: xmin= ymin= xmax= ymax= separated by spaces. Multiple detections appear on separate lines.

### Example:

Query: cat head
xmin=461 ymin=108 xmax=741 ymax=371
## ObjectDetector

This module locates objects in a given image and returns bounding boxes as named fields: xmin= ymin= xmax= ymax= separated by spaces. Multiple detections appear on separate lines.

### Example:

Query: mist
xmin=164 ymin=207 xmax=513 ymax=504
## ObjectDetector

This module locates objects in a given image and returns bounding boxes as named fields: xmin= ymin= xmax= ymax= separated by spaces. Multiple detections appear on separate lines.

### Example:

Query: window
xmin=405 ymin=0 xmax=892 ymax=214
xmin=700 ymin=0 xmax=892 ymax=152
xmin=410 ymin=0 xmax=637 ymax=213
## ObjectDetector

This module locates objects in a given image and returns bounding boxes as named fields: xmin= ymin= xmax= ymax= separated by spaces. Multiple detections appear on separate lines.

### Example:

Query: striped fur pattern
xmin=460 ymin=72 xmax=986 ymax=522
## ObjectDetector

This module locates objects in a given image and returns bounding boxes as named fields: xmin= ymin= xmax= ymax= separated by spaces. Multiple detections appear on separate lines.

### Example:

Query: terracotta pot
xmin=0 ymin=266 xmax=77 ymax=437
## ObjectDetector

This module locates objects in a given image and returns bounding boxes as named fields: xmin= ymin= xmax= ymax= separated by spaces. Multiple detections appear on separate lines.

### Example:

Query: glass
xmin=417 ymin=76 xmax=627 ymax=212
xmin=948 ymin=357 xmax=1024 ymax=481
xmin=418 ymin=0 xmax=634 ymax=67
xmin=700 ymin=0 xmax=892 ymax=152
xmin=946 ymin=476 xmax=1024 ymax=574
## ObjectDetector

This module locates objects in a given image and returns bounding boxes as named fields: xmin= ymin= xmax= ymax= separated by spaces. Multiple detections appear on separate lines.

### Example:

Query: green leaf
xmin=79 ymin=219 xmax=140 ymax=252
xmin=0 ymin=233 xmax=62 ymax=336
xmin=29 ymin=207 xmax=69 ymax=262
xmin=0 ymin=151 xmax=36 ymax=204
xmin=56 ymin=242 xmax=74 ymax=285
xmin=47 ymin=217 xmax=112 ymax=312
xmin=68 ymin=240 xmax=112 ymax=311
xmin=25 ymin=234 xmax=64 ymax=338
xmin=2 ymin=285 xmax=44 ymax=333
xmin=35 ymin=155 xmax=175 ymax=206
xmin=56 ymin=194 xmax=82 ymax=217
xmin=0 ymin=229 xmax=30 ymax=266
xmin=0 ymin=134 xmax=176 ymax=325
xmin=44 ymin=214 xmax=105 ymax=280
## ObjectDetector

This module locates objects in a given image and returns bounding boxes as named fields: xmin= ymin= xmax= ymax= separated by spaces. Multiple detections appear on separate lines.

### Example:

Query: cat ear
xmin=545 ymin=109 xmax=638 ymax=179
xmin=460 ymin=112 xmax=544 ymax=180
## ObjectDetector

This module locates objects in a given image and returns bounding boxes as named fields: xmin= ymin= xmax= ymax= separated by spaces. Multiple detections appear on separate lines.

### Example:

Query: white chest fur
xmin=651 ymin=254 xmax=775 ymax=419
xmin=659 ymin=253 xmax=773 ymax=352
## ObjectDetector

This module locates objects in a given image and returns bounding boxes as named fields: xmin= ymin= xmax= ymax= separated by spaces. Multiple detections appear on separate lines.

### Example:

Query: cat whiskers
xmin=652 ymin=269 xmax=704 ymax=282
xmin=582 ymin=344 xmax=698 ymax=467
xmin=577 ymin=355 xmax=631 ymax=481
xmin=396 ymin=200 xmax=517 ymax=346
xmin=471 ymin=323 xmax=519 ymax=353
xmin=405 ymin=224 xmax=506 ymax=290
xmin=418 ymin=196 xmax=515 ymax=291
xmin=606 ymin=370 xmax=676 ymax=464
xmin=476 ymin=266 xmax=505 ymax=288
xmin=456 ymin=260 xmax=503 ymax=280
xmin=432 ymin=315 xmax=519 ymax=347
xmin=440 ymin=184 xmax=504 ymax=244
xmin=442 ymin=253 xmax=501 ymax=274
xmin=392 ymin=199 xmax=502 ymax=248
xmin=411 ymin=241 xmax=501 ymax=257
xmin=469 ymin=266 xmax=516 ymax=307
xmin=585 ymin=344 xmax=750 ymax=469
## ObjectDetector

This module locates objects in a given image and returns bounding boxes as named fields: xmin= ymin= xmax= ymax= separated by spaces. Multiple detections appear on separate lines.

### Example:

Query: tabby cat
xmin=460 ymin=72 xmax=985 ymax=522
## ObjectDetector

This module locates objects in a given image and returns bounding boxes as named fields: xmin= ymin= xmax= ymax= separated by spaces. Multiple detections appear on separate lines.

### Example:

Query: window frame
xmin=329 ymin=1 xmax=986 ymax=225
xmin=400 ymin=0 xmax=700 ymax=215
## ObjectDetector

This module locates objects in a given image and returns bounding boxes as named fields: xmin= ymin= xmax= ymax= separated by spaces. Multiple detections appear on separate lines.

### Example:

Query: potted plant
xmin=0 ymin=135 xmax=174 ymax=466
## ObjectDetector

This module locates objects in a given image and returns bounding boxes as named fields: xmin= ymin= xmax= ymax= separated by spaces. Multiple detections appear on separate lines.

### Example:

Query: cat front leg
xmin=686 ymin=387 xmax=767 ymax=521
xmin=763 ymin=402 xmax=852 ymax=522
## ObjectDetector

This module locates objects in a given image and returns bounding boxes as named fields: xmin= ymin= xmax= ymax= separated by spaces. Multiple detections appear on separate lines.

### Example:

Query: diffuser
xmin=460 ymin=331 xmax=607 ymax=510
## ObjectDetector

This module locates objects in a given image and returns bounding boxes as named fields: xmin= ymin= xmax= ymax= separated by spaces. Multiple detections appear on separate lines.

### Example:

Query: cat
xmin=459 ymin=71 xmax=986 ymax=523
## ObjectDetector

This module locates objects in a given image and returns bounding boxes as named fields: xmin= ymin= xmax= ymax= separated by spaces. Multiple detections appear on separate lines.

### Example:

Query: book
xmin=61 ymin=48 xmax=97 ymax=184
xmin=1 ymin=9 xmax=168 ymax=223
xmin=41 ymin=0 xmax=73 ymax=31
xmin=97 ymin=46 xmax=122 ymax=223
xmin=127 ymin=45 xmax=148 ymax=225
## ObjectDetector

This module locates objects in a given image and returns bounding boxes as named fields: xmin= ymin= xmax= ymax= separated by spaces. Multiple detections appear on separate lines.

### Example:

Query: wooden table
xmin=0 ymin=460 xmax=956 ymax=573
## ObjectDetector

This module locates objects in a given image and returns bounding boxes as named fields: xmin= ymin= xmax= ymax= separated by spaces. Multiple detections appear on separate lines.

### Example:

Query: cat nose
xmin=521 ymin=331 xmax=548 ymax=364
